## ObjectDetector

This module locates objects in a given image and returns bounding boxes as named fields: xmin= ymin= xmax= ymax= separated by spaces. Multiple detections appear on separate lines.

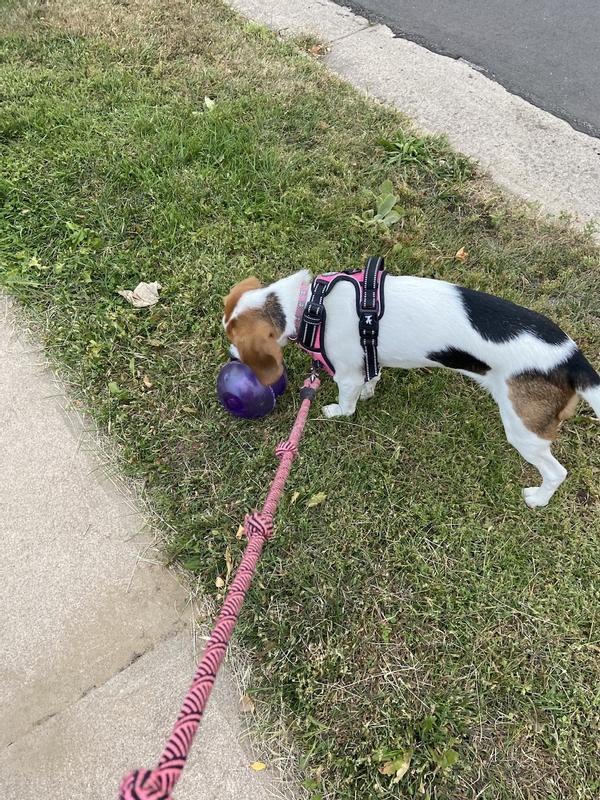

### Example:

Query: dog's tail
xmin=581 ymin=384 xmax=600 ymax=418
xmin=570 ymin=349 xmax=600 ymax=417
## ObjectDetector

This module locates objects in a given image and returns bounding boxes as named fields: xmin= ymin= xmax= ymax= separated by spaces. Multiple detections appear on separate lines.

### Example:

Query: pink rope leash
xmin=119 ymin=372 xmax=320 ymax=800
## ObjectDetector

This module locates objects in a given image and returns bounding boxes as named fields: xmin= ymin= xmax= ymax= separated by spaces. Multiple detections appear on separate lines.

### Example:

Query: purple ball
xmin=217 ymin=361 xmax=276 ymax=419
xmin=270 ymin=367 xmax=288 ymax=397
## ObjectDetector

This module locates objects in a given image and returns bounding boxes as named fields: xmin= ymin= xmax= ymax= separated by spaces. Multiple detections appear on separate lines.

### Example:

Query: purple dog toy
xmin=217 ymin=360 xmax=288 ymax=419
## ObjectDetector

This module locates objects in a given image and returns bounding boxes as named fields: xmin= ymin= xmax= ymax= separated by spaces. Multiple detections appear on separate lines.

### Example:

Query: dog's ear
xmin=232 ymin=314 xmax=283 ymax=386
xmin=223 ymin=277 xmax=262 ymax=324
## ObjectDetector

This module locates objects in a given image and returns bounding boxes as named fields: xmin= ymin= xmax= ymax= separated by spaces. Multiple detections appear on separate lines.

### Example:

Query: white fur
xmin=227 ymin=270 xmax=310 ymax=345
xmin=230 ymin=271 xmax=597 ymax=508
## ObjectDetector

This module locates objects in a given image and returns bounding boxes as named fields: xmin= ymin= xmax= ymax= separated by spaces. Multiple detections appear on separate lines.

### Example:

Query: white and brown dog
xmin=223 ymin=270 xmax=600 ymax=508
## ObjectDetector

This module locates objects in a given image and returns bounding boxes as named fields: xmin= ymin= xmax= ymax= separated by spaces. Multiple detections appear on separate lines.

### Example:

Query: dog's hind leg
xmin=495 ymin=377 xmax=571 ymax=508
xmin=359 ymin=374 xmax=381 ymax=401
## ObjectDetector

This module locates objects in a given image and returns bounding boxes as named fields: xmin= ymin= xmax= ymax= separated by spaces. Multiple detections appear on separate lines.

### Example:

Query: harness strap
xmin=297 ymin=277 xmax=330 ymax=354
xmin=296 ymin=257 xmax=386 ymax=382
xmin=359 ymin=256 xmax=385 ymax=381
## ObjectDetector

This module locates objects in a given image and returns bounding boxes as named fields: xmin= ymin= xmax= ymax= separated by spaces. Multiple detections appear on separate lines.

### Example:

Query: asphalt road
xmin=337 ymin=0 xmax=600 ymax=138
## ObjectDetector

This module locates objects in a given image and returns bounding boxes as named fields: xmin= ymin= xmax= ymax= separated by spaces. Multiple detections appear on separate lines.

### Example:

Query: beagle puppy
xmin=223 ymin=270 xmax=600 ymax=508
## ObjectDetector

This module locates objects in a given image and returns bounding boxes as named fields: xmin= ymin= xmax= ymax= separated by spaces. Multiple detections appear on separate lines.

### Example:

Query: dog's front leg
xmin=323 ymin=374 xmax=363 ymax=418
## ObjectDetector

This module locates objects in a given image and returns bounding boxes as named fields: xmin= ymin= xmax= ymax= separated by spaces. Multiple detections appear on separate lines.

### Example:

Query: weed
xmin=356 ymin=179 xmax=404 ymax=229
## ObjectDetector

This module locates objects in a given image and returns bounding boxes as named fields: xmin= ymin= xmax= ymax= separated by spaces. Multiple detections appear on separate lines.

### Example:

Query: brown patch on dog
xmin=228 ymin=310 xmax=283 ymax=385
xmin=508 ymin=373 xmax=578 ymax=440
xmin=223 ymin=276 xmax=261 ymax=325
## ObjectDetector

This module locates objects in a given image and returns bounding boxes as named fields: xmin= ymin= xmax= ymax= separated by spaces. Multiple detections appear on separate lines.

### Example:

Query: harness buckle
xmin=303 ymin=301 xmax=325 ymax=324
xmin=359 ymin=310 xmax=379 ymax=337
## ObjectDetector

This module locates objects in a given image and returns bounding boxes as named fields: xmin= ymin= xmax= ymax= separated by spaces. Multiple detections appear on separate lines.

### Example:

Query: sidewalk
xmin=230 ymin=0 xmax=600 ymax=236
xmin=0 ymin=295 xmax=286 ymax=799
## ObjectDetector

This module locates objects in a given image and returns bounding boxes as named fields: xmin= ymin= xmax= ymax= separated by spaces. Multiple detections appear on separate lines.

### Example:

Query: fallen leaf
xmin=142 ymin=375 xmax=153 ymax=389
xmin=204 ymin=96 xmax=216 ymax=111
xmin=290 ymin=490 xmax=300 ymax=504
xmin=317 ymin=121 xmax=330 ymax=130
xmin=215 ymin=576 xmax=225 ymax=589
xmin=181 ymin=406 xmax=196 ymax=414
xmin=307 ymin=492 xmax=327 ymax=508
xmin=225 ymin=546 xmax=234 ymax=582
xmin=250 ymin=761 xmax=267 ymax=772
xmin=240 ymin=693 xmax=255 ymax=714
xmin=236 ymin=524 xmax=245 ymax=539
xmin=118 ymin=281 xmax=162 ymax=308
xmin=308 ymin=43 xmax=326 ymax=57
xmin=379 ymin=751 xmax=412 ymax=784
xmin=454 ymin=246 xmax=469 ymax=262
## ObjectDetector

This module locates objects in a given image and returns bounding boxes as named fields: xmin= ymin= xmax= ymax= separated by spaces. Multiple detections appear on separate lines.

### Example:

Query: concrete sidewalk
xmin=0 ymin=295 xmax=289 ymax=799
xmin=230 ymin=0 xmax=600 ymax=236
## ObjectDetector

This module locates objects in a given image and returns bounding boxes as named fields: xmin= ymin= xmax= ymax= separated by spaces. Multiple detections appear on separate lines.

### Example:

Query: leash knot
xmin=243 ymin=511 xmax=274 ymax=541
xmin=275 ymin=440 xmax=298 ymax=458
xmin=119 ymin=769 xmax=172 ymax=800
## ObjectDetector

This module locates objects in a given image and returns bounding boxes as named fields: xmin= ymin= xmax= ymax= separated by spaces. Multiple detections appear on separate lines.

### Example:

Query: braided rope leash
xmin=119 ymin=372 xmax=320 ymax=800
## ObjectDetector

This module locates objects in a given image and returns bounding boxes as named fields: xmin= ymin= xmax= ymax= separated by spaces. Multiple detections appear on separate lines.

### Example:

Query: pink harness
xmin=294 ymin=257 xmax=387 ymax=381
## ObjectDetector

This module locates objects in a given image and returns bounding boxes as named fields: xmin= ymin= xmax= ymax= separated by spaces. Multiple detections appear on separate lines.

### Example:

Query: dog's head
xmin=222 ymin=277 xmax=284 ymax=386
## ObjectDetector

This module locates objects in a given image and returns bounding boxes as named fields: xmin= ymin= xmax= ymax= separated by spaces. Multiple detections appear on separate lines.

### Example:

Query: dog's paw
xmin=359 ymin=385 xmax=375 ymax=401
xmin=322 ymin=403 xmax=344 ymax=418
xmin=522 ymin=486 xmax=550 ymax=508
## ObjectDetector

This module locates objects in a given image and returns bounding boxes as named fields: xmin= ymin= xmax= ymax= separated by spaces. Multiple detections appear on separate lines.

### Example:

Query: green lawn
xmin=1 ymin=1 xmax=599 ymax=797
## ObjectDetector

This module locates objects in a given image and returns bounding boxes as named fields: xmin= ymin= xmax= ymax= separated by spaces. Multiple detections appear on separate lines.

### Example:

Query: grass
xmin=1 ymin=1 xmax=600 ymax=797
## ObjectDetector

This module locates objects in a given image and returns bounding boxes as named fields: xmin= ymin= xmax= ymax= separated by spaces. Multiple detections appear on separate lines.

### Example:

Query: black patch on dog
xmin=427 ymin=346 xmax=490 ymax=375
xmin=518 ymin=348 xmax=600 ymax=391
xmin=562 ymin=348 xmax=600 ymax=390
xmin=264 ymin=292 xmax=286 ymax=334
xmin=458 ymin=286 xmax=569 ymax=344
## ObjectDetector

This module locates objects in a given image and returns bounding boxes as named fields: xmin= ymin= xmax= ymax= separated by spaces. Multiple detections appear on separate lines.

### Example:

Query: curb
xmin=229 ymin=0 xmax=600 ymax=238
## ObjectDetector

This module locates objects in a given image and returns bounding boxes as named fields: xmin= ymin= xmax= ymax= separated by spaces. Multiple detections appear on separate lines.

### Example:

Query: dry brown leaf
xmin=215 ymin=576 xmax=225 ymax=589
xmin=308 ymin=44 xmax=326 ymax=57
xmin=142 ymin=375 xmax=153 ymax=390
xmin=249 ymin=761 xmax=267 ymax=772
xmin=379 ymin=751 xmax=412 ymax=784
xmin=307 ymin=492 xmax=327 ymax=508
xmin=454 ymin=246 xmax=469 ymax=262
xmin=225 ymin=546 xmax=234 ymax=582
xmin=236 ymin=524 xmax=245 ymax=539
xmin=118 ymin=281 xmax=162 ymax=308
xmin=240 ymin=693 xmax=255 ymax=714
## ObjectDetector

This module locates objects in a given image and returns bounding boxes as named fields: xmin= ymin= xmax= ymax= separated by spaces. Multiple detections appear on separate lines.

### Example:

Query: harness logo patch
xmin=364 ymin=314 xmax=373 ymax=325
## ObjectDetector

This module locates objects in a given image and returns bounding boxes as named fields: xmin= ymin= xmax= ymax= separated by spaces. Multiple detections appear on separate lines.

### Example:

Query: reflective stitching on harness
xmin=296 ymin=257 xmax=386 ymax=381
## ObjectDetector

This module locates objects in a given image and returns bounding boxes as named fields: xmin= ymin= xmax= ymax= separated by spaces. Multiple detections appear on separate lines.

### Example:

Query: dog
xmin=223 ymin=270 xmax=600 ymax=508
